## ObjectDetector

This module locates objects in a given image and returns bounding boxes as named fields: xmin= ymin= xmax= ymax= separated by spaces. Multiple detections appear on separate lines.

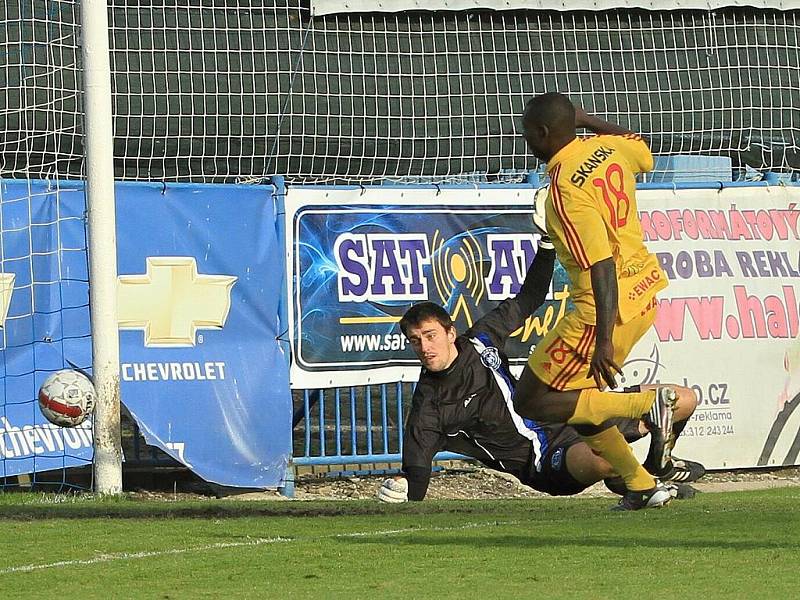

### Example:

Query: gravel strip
xmin=285 ymin=464 xmax=800 ymax=501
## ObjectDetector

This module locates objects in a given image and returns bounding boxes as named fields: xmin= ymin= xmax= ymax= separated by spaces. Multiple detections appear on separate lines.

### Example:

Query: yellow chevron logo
xmin=0 ymin=273 xmax=15 ymax=328
xmin=117 ymin=257 xmax=237 ymax=347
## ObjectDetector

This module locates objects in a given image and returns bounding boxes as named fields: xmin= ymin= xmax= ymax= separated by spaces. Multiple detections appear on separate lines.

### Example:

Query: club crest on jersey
xmin=551 ymin=447 xmax=565 ymax=471
xmin=480 ymin=346 xmax=502 ymax=370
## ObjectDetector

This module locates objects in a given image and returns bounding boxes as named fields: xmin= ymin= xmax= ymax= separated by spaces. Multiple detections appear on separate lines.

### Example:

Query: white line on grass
xmin=0 ymin=520 xmax=519 ymax=574
xmin=333 ymin=520 xmax=520 ymax=538
xmin=0 ymin=537 xmax=293 ymax=574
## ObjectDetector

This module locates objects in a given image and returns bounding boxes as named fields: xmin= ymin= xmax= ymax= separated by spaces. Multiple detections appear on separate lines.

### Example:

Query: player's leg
xmin=557 ymin=434 xmax=701 ymax=502
xmin=514 ymin=365 xmax=665 ymax=492
xmin=600 ymin=416 xmax=647 ymax=495
xmin=521 ymin=425 xmax=614 ymax=496
xmin=636 ymin=384 xmax=705 ymax=482
xmin=563 ymin=439 xmax=615 ymax=486
xmin=516 ymin=313 xmax=674 ymax=484
xmin=636 ymin=384 xmax=696 ymax=429
xmin=621 ymin=383 xmax=701 ymax=487
xmin=514 ymin=311 xmax=664 ymax=426
xmin=517 ymin=374 xmax=660 ymax=500
xmin=600 ymin=414 xmax=698 ymax=499
xmin=611 ymin=384 xmax=698 ymax=443
xmin=601 ymin=385 xmax=705 ymax=491
xmin=595 ymin=302 xmax=678 ymax=479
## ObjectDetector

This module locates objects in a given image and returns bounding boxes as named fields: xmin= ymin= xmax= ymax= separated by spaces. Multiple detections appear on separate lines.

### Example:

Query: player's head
xmin=521 ymin=92 xmax=576 ymax=162
xmin=400 ymin=302 xmax=458 ymax=372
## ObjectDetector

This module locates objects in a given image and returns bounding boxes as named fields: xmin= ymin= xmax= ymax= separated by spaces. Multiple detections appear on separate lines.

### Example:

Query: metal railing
xmin=290 ymin=383 xmax=465 ymax=472
xmin=291 ymin=383 xmax=465 ymax=467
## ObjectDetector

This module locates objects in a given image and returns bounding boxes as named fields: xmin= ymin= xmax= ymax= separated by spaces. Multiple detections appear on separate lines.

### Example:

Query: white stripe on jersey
xmin=469 ymin=336 xmax=544 ymax=471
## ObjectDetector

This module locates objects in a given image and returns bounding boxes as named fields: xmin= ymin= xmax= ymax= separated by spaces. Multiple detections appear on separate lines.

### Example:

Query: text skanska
xmin=569 ymin=146 xmax=615 ymax=186
xmin=121 ymin=361 xmax=227 ymax=382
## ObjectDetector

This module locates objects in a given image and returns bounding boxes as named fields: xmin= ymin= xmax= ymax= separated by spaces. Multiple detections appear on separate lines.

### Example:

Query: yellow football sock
xmin=581 ymin=427 xmax=655 ymax=492
xmin=567 ymin=388 xmax=655 ymax=426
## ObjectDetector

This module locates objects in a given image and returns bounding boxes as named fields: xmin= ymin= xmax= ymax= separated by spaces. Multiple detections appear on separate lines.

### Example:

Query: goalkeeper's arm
xmin=377 ymin=430 xmax=437 ymax=502
xmin=379 ymin=395 xmax=443 ymax=502
xmin=377 ymin=466 xmax=431 ymax=503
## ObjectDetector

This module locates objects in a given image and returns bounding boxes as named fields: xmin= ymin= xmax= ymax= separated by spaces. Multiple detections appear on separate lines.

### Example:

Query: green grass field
xmin=1 ymin=489 xmax=798 ymax=599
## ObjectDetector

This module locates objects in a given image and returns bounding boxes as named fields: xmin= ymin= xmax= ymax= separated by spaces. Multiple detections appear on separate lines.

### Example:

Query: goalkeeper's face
xmin=406 ymin=318 xmax=458 ymax=372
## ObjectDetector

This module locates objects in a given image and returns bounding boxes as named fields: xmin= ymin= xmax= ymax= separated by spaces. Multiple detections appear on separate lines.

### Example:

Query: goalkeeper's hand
xmin=532 ymin=185 xmax=553 ymax=248
xmin=377 ymin=477 xmax=408 ymax=503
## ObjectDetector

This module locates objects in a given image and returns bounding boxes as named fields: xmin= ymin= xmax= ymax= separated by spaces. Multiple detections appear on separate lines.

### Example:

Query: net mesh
xmin=3 ymin=2 xmax=799 ymax=184
xmin=1 ymin=1 xmax=91 ymax=489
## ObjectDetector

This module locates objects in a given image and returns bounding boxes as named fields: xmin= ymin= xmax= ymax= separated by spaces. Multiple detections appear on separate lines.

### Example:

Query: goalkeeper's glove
xmin=533 ymin=185 xmax=554 ymax=249
xmin=377 ymin=477 xmax=408 ymax=503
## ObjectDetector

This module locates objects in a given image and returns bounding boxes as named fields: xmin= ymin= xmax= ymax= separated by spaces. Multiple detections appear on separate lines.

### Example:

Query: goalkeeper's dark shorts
xmin=524 ymin=418 xmax=644 ymax=496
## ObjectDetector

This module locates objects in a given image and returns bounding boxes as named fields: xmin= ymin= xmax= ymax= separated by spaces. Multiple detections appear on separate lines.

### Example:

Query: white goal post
xmin=81 ymin=0 xmax=122 ymax=495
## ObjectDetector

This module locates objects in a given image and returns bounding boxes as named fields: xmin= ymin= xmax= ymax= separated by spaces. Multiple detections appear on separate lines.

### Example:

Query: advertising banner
xmin=634 ymin=186 xmax=800 ymax=469
xmin=116 ymin=182 xmax=291 ymax=488
xmin=0 ymin=179 xmax=94 ymax=478
xmin=0 ymin=180 xmax=291 ymax=488
xmin=286 ymin=184 xmax=800 ymax=469
xmin=285 ymin=186 xmax=561 ymax=387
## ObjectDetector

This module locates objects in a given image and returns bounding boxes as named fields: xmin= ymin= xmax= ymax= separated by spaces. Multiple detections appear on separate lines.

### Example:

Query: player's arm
xmin=515 ymin=242 xmax=556 ymax=320
xmin=575 ymin=107 xmax=636 ymax=137
xmin=400 ymin=401 xmax=443 ymax=501
xmin=378 ymin=389 xmax=444 ymax=502
xmin=576 ymin=107 xmax=653 ymax=174
xmin=466 ymin=241 xmax=555 ymax=346
xmin=589 ymin=257 xmax=622 ymax=390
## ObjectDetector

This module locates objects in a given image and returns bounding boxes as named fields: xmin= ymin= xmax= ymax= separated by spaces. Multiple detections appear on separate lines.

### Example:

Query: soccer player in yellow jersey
xmin=514 ymin=92 xmax=681 ymax=510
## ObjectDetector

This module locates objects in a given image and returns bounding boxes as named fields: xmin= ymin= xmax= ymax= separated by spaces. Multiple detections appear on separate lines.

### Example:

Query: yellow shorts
xmin=527 ymin=296 xmax=658 ymax=391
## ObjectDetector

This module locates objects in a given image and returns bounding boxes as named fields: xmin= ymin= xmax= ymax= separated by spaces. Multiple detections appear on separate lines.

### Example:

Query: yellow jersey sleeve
xmin=600 ymin=134 xmax=654 ymax=175
xmin=549 ymin=164 xmax=613 ymax=270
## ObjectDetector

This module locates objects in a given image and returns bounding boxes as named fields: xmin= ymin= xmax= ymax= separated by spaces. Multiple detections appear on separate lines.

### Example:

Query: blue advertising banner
xmin=0 ymin=179 xmax=291 ymax=488
xmin=285 ymin=186 xmax=569 ymax=388
xmin=0 ymin=180 xmax=94 ymax=478
xmin=116 ymin=182 xmax=291 ymax=488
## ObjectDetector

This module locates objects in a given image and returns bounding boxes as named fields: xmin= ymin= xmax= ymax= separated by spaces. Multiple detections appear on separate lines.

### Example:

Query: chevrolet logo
xmin=0 ymin=273 xmax=15 ymax=328
xmin=118 ymin=257 xmax=237 ymax=347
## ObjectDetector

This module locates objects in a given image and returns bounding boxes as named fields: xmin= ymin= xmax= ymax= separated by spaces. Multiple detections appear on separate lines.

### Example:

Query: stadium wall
xmin=2 ymin=177 xmax=798 ymax=489
xmin=3 ymin=0 xmax=800 ymax=488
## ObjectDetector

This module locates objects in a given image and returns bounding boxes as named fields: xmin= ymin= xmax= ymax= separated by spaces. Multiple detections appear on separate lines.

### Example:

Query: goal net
xmin=4 ymin=3 xmax=800 ymax=185
xmin=1 ymin=0 xmax=93 ymax=489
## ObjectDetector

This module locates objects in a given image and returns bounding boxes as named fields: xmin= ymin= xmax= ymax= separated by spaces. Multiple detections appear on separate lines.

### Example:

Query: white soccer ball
xmin=38 ymin=369 xmax=96 ymax=428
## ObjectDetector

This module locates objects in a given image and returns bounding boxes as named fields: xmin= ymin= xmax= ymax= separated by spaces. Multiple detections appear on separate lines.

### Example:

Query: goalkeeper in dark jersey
xmin=377 ymin=207 xmax=704 ymax=506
